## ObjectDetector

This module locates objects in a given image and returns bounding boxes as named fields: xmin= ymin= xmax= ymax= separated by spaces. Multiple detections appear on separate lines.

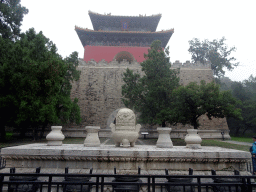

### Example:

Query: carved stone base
xmin=185 ymin=129 xmax=202 ymax=149
xmin=1 ymin=144 xmax=251 ymax=172
xmin=156 ymin=128 xmax=173 ymax=148
xmin=46 ymin=126 xmax=65 ymax=146
xmin=84 ymin=126 xmax=101 ymax=147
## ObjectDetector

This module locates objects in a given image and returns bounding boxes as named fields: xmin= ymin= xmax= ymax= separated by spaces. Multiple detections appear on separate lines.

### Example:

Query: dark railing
xmin=0 ymin=157 xmax=5 ymax=170
xmin=0 ymin=169 xmax=256 ymax=192
xmin=247 ymin=160 xmax=253 ymax=173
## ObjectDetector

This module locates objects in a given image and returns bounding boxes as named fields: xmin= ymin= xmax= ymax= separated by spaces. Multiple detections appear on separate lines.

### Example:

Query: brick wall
xmin=69 ymin=59 xmax=229 ymax=131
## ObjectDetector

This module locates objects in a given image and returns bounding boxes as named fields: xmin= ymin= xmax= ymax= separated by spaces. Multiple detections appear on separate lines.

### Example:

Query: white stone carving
xmin=156 ymin=127 xmax=173 ymax=148
xmin=111 ymin=108 xmax=141 ymax=147
xmin=84 ymin=126 xmax=101 ymax=147
xmin=184 ymin=129 xmax=202 ymax=149
xmin=46 ymin=126 xmax=65 ymax=146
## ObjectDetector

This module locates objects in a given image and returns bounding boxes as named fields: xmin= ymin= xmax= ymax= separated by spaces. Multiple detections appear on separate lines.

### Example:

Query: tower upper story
xmin=88 ymin=11 xmax=161 ymax=32
xmin=75 ymin=11 xmax=174 ymax=62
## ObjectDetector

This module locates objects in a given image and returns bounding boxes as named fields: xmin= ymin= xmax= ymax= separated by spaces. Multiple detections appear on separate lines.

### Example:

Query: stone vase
xmin=156 ymin=127 xmax=173 ymax=148
xmin=46 ymin=126 xmax=65 ymax=146
xmin=184 ymin=129 xmax=202 ymax=149
xmin=84 ymin=126 xmax=101 ymax=147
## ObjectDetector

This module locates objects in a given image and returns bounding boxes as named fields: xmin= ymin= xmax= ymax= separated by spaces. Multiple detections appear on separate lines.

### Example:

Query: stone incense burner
xmin=110 ymin=108 xmax=141 ymax=147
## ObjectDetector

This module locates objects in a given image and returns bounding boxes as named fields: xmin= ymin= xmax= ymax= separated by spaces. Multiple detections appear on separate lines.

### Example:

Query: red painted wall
xmin=83 ymin=46 xmax=150 ymax=63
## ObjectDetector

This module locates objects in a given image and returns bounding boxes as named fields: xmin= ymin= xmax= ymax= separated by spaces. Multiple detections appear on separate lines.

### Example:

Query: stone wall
xmin=71 ymin=59 xmax=143 ymax=128
xmin=68 ymin=59 xmax=229 ymax=137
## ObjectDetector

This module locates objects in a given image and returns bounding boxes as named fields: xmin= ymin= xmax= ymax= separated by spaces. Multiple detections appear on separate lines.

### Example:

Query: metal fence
xmin=0 ymin=157 xmax=5 ymax=170
xmin=248 ymin=160 xmax=253 ymax=173
xmin=1 ymin=171 xmax=256 ymax=192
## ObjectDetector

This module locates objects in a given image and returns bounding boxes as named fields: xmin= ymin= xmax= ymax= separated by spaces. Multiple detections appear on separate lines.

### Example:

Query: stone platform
xmin=1 ymin=144 xmax=251 ymax=172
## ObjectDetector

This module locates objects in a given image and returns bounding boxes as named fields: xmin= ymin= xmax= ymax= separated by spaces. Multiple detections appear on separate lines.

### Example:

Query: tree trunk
xmin=192 ymin=118 xmax=198 ymax=129
xmin=0 ymin=125 xmax=6 ymax=142
xmin=234 ymin=127 xmax=240 ymax=136
xmin=19 ymin=127 xmax=26 ymax=139
xmin=193 ymin=116 xmax=200 ymax=129
xmin=33 ymin=127 xmax=38 ymax=141
xmin=40 ymin=123 xmax=47 ymax=139
xmin=161 ymin=121 xmax=166 ymax=127
xmin=242 ymin=125 xmax=250 ymax=135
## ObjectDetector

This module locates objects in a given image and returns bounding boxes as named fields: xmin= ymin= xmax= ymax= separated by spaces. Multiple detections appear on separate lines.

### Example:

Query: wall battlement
xmin=78 ymin=58 xmax=140 ymax=67
xmin=78 ymin=59 xmax=211 ymax=69
xmin=171 ymin=60 xmax=211 ymax=69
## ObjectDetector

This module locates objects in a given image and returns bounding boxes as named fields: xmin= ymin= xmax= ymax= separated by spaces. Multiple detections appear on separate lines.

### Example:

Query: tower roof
xmin=75 ymin=26 xmax=174 ymax=48
xmin=88 ymin=11 xmax=162 ymax=32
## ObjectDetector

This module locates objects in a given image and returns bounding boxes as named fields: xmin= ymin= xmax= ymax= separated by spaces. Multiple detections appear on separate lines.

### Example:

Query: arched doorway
xmin=114 ymin=51 xmax=135 ymax=64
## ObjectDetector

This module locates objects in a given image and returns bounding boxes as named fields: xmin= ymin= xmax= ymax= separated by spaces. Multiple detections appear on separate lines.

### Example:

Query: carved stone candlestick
xmin=156 ymin=127 xmax=173 ymax=148
xmin=46 ymin=126 xmax=65 ymax=146
xmin=185 ymin=129 xmax=202 ymax=149
xmin=84 ymin=126 xmax=101 ymax=147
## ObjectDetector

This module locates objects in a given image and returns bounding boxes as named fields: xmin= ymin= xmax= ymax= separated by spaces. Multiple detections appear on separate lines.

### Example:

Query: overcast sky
xmin=20 ymin=0 xmax=256 ymax=82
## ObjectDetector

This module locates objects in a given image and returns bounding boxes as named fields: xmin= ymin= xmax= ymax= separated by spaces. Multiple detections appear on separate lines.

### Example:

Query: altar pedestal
xmin=1 ymin=144 xmax=251 ymax=172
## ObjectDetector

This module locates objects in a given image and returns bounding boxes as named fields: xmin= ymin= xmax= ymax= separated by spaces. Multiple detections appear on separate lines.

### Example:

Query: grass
xmin=62 ymin=138 xmax=84 ymax=144
xmin=231 ymin=136 xmax=253 ymax=143
xmin=0 ymin=138 xmax=47 ymax=149
xmin=202 ymin=139 xmax=250 ymax=152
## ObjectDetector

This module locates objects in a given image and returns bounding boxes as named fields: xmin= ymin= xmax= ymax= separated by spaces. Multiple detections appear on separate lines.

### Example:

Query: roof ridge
xmin=88 ymin=10 xmax=162 ymax=18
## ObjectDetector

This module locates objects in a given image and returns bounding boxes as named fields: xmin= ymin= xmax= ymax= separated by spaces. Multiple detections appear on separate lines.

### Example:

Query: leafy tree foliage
xmin=0 ymin=28 xmax=81 ymax=140
xmin=170 ymin=80 xmax=242 ymax=129
xmin=217 ymin=76 xmax=233 ymax=91
xmin=122 ymin=40 xmax=179 ymax=127
xmin=188 ymin=37 xmax=239 ymax=77
xmin=0 ymin=0 xmax=81 ymax=140
xmin=0 ymin=0 xmax=28 ymax=40
xmin=222 ymin=76 xmax=256 ymax=136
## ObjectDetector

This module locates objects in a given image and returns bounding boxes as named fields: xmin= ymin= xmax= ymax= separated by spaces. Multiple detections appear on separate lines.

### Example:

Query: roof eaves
xmin=75 ymin=26 xmax=174 ymax=34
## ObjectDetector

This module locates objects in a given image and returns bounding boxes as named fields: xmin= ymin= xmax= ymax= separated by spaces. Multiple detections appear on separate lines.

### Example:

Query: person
xmin=251 ymin=136 xmax=256 ymax=175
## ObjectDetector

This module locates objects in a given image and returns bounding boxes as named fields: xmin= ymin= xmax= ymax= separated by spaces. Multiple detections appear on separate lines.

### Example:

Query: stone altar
xmin=1 ymin=144 xmax=251 ymax=173
xmin=1 ymin=108 xmax=250 ymax=175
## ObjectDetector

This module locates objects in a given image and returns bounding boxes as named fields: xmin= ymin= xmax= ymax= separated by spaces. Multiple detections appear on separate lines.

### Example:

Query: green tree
xmin=170 ymin=80 xmax=242 ymax=129
xmin=217 ymin=76 xmax=233 ymax=91
xmin=0 ymin=0 xmax=28 ymax=140
xmin=122 ymin=40 xmax=179 ymax=127
xmin=0 ymin=0 xmax=28 ymax=40
xmin=0 ymin=28 xmax=81 ymax=140
xmin=188 ymin=37 xmax=239 ymax=77
xmin=225 ymin=76 xmax=256 ymax=136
